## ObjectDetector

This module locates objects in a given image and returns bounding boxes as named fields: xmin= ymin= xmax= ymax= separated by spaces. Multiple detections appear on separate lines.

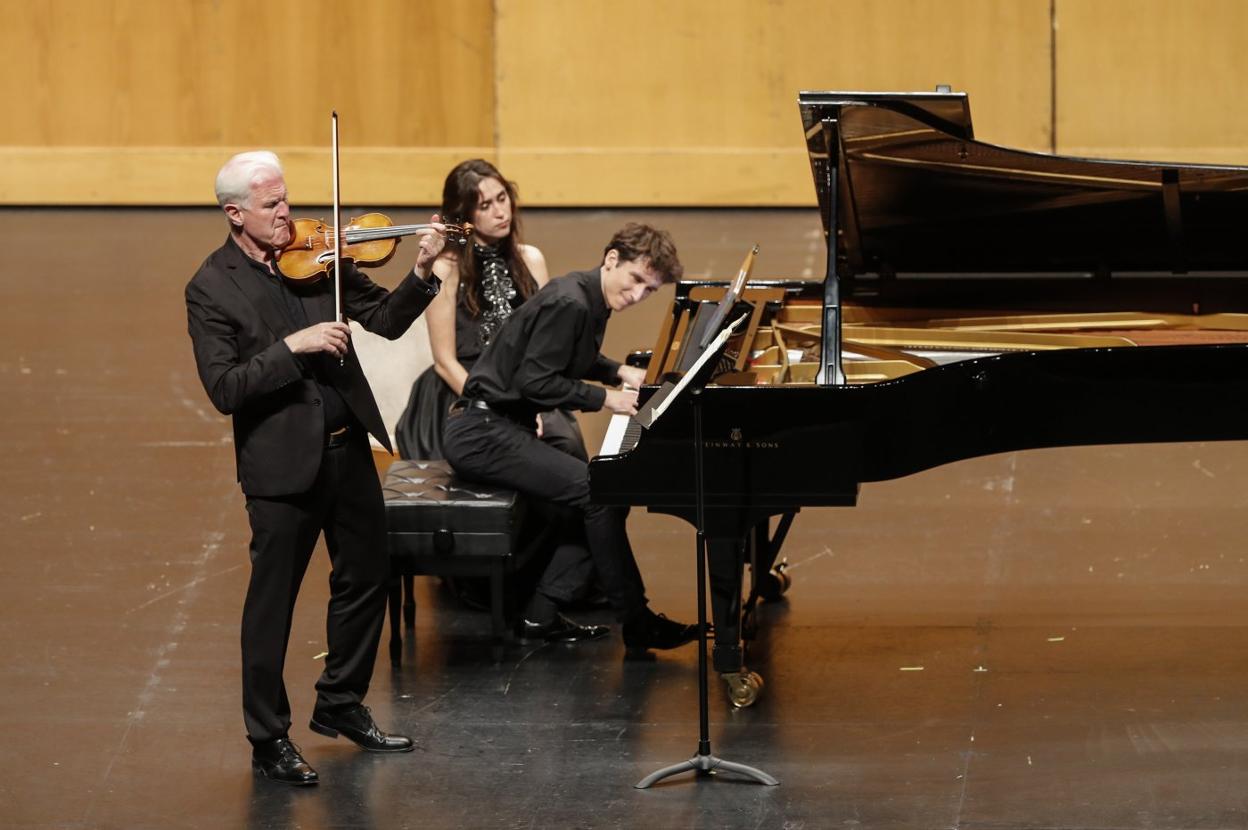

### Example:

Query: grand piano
xmin=589 ymin=90 xmax=1248 ymax=707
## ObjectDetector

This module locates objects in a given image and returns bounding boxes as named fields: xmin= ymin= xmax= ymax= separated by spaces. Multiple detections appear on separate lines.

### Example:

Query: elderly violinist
xmin=186 ymin=151 xmax=445 ymax=786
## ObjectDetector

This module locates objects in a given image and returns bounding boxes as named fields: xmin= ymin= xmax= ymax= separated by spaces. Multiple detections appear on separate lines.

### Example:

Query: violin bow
xmin=330 ymin=111 xmax=344 ymax=366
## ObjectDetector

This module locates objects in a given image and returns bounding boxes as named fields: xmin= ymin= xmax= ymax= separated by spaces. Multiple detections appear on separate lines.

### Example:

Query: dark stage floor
xmin=4 ymin=207 xmax=1248 ymax=829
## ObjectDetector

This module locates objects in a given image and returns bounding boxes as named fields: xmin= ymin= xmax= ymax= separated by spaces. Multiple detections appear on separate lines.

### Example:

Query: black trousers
xmin=513 ymin=409 xmax=595 ymax=607
xmin=240 ymin=432 xmax=388 ymax=744
xmin=443 ymin=408 xmax=648 ymax=620
xmin=509 ymin=499 xmax=597 ymax=608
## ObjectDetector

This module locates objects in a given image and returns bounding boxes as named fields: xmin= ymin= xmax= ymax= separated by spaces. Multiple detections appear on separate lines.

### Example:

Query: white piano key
xmin=599 ymin=413 xmax=630 ymax=456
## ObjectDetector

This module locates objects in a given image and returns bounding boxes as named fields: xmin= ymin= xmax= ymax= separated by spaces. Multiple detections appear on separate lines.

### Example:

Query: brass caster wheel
xmin=721 ymin=668 xmax=764 ymax=708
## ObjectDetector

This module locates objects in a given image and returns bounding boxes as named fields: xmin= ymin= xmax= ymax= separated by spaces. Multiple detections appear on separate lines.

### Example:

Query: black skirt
xmin=394 ymin=365 xmax=457 ymax=460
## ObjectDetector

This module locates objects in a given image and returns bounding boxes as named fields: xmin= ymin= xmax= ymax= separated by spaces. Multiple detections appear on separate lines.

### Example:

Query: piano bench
xmin=382 ymin=459 xmax=524 ymax=665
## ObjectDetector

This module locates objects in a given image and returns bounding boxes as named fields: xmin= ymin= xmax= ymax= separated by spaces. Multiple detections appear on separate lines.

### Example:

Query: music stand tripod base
xmin=635 ymin=752 xmax=779 ymax=788
xmin=634 ymin=383 xmax=779 ymax=790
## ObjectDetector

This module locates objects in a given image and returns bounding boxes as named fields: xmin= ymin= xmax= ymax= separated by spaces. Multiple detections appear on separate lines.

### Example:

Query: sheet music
xmin=696 ymin=245 xmax=757 ymax=349
xmin=598 ymin=313 xmax=747 ymax=457
xmin=642 ymin=313 xmax=747 ymax=427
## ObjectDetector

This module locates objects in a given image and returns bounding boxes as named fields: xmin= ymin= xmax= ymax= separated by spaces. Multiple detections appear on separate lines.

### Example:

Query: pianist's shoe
xmin=518 ymin=613 xmax=610 ymax=643
xmin=622 ymin=608 xmax=699 ymax=655
xmin=308 ymin=704 xmax=413 ymax=753
xmin=251 ymin=737 xmax=318 ymax=786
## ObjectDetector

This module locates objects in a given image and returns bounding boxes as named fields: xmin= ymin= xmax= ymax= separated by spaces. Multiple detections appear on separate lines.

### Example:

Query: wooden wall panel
xmin=495 ymin=0 xmax=1053 ymax=205
xmin=11 ymin=0 xmax=1247 ymax=204
xmin=0 ymin=0 xmax=495 ymax=204
xmin=0 ymin=0 xmax=494 ymax=146
xmin=1055 ymin=0 xmax=1248 ymax=166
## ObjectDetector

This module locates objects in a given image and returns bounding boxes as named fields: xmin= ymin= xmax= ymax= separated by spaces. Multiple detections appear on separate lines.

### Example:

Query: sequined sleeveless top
xmin=453 ymin=242 xmax=524 ymax=364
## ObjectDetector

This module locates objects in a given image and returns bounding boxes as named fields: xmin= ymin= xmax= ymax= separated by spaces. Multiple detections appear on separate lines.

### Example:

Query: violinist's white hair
xmin=214 ymin=151 xmax=283 ymax=207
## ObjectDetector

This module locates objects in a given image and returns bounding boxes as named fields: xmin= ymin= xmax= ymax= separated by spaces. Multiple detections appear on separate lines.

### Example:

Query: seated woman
xmin=396 ymin=159 xmax=584 ymax=461
xmin=396 ymin=160 xmax=601 ymax=640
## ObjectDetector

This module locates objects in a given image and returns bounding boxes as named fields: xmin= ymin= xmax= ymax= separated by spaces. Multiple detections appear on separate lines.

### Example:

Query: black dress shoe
xmin=517 ymin=613 xmax=610 ymax=643
xmin=308 ymin=704 xmax=414 ymax=753
xmin=251 ymin=737 xmax=319 ymax=786
xmin=622 ymin=609 xmax=699 ymax=655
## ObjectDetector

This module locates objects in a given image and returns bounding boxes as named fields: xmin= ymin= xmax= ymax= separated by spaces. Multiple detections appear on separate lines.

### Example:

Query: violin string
xmin=339 ymin=224 xmax=464 ymax=243
xmin=297 ymin=223 xmax=465 ymax=250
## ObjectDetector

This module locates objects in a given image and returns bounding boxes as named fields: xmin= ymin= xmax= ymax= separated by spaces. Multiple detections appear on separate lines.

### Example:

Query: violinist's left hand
xmin=413 ymin=214 xmax=448 ymax=275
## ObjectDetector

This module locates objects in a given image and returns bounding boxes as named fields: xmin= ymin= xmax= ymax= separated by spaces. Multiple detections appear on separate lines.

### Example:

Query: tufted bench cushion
xmin=383 ymin=460 xmax=524 ymax=663
xmin=384 ymin=459 xmax=525 ymax=553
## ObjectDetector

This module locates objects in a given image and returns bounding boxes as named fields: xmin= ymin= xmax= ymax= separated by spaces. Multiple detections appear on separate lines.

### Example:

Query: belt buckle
xmin=450 ymin=398 xmax=486 ymax=416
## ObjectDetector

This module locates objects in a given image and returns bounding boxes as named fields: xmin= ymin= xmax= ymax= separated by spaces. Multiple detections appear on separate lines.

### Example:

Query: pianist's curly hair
xmin=440 ymin=159 xmax=538 ymax=318
xmin=602 ymin=223 xmax=683 ymax=283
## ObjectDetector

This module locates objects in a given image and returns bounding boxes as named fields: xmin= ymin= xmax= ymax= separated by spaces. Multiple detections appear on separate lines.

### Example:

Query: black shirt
xmin=463 ymin=268 xmax=623 ymax=422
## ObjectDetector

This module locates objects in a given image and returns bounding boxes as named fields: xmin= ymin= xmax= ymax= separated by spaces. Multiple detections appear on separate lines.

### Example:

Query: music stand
xmin=673 ymin=245 xmax=757 ymax=374
xmin=634 ymin=316 xmax=779 ymax=789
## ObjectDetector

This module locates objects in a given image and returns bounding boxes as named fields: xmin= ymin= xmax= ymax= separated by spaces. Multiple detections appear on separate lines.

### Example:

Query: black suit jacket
xmin=186 ymin=236 xmax=439 ymax=497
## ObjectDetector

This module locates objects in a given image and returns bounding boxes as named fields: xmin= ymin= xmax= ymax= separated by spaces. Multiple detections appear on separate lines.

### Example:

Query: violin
xmin=278 ymin=212 xmax=472 ymax=281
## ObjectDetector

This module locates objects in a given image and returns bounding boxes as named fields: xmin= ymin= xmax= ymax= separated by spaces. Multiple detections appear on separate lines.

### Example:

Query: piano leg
xmin=707 ymin=537 xmax=763 ymax=708
xmin=756 ymin=512 xmax=794 ymax=599
xmin=706 ymin=538 xmax=743 ymax=672
xmin=742 ymin=513 xmax=796 ymax=640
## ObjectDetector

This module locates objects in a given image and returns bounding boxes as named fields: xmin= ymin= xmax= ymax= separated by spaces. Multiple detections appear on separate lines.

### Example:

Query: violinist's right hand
xmin=604 ymin=388 xmax=638 ymax=416
xmin=284 ymin=321 xmax=350 ymax=357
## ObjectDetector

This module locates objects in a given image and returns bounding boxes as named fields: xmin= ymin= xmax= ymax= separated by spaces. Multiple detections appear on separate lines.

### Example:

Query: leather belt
xmin=449 ymin=398 xmax=494 ymax=415
xmin=326 ymin=426 xmax=351 ymax=449
xmin=449 ymin=398 xmax=538 ymax=432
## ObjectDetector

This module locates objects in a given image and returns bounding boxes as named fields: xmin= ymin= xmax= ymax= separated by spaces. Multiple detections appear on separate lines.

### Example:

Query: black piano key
xmin=621 ymin=419 xmax=643 ymax=454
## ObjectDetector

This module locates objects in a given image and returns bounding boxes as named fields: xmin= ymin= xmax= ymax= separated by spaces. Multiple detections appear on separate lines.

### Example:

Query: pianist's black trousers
xmin=443 ymin=407 xmax=648 ymax=621
xmin=240 ymin=430 xmax=388 ymax=744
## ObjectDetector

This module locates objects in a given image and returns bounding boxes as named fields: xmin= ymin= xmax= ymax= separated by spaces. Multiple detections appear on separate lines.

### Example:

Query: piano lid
xmin=799 ymin=91 xmax=1248 ymax=278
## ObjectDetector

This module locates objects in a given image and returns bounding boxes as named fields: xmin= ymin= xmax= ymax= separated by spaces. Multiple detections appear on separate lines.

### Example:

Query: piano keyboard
xmin=599 ymin=413 xmax=643 ymax=456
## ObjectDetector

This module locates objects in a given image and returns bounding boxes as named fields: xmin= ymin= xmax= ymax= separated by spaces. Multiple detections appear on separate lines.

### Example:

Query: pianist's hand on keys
xmin=604 ymin=388 xmax=638 ymax=416
xmin=617 ymin=365 xmax=646 ymax=389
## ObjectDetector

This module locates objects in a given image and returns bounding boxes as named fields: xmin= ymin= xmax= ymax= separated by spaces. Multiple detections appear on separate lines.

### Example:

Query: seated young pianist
xmin=442 ymin=223 xmax=698 ymax=651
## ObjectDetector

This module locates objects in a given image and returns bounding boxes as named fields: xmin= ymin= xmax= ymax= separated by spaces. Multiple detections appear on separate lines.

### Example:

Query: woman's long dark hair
xmin=441 ymin=159 xmax=538 ymax=317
